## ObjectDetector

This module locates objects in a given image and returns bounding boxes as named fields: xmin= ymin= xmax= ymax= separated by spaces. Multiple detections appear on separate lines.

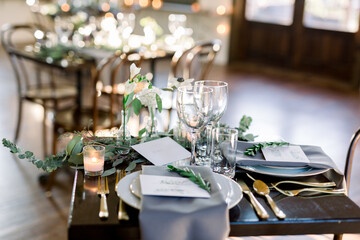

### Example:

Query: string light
xmin=60 ymin=3 xmax=70 ymax=12
xmin=124 ymin=0 xmax=134 ymax=6
xmin=152 ymin=0 xmax=162 ymax=10
xmin=101 ymin=3 xmax=110 ymax=12
xmin=216 ymin=5 xmax=226 ymax=15
xmin=104 ymin=12 xmax=114 ymax=18
xmin=139 ymin=0 xmax=149 ymax=8
xmin=191 ymin=2 xmax=200 ymax=12
xmin=216 ymin=23 xmax=228 ymax=35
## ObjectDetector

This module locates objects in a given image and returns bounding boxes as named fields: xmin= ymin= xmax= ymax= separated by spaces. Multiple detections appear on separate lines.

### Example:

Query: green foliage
xmin=156 ymin=94 xmax=162 ymax=112
xmin=167 ymin=165 xmax=211 ymax=193
xmin=244 ymin=142 xmax=290 ymax=156
xmin=132 ymin=98 xmax=142 ymax=115
xmin=236 ymin=115 xmax=257 ymax=142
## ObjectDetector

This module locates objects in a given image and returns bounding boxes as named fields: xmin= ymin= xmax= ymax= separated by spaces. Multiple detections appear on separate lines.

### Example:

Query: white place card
xmin=131 ymin=137 xmax=191 ymax=166
xmin=262 ymin=145 xmax=310 ymax=163
xmin=139 ymin=175 xmax=211 ymax=198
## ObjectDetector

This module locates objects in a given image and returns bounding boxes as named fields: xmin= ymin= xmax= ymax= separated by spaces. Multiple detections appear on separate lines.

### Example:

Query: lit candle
xmin=83 ymin=145 xmax=105 ymax=176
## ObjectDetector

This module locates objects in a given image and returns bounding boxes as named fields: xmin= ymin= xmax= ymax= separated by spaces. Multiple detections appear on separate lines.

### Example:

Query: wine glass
xmin=176 ymin=86 xmax=213 ymax=165
xmin=194 ymin=80 xmax=228 ymax=165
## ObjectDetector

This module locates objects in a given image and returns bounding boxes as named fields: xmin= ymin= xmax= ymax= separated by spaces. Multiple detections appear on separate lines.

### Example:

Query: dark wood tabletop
xmin=68 ymin=168 xmax=360 ymax=240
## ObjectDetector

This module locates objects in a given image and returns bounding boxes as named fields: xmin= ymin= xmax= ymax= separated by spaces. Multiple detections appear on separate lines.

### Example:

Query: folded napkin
xmin=139 ymin=166 xmax=229 ymax=240
xmin=236 ymin=141 xmax=339 ymax=170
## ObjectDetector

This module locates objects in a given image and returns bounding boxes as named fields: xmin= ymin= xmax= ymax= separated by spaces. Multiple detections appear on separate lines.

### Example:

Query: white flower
xmin=167 ymin=77 xmax=194 ymax=89
xmin=124 ymin=80 xmax=136 ymax=95
xmin=130 ymin=63 xmax=141 ymax=80
xmin=136 ymin=87 xmax=161 ymax=107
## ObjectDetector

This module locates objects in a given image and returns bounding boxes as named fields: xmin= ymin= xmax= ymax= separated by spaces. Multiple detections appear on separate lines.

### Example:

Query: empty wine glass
xmin=176 ymin=86 xmax=213 ymax=165
xmin=194 ymin=80 xmax=228 ymax=165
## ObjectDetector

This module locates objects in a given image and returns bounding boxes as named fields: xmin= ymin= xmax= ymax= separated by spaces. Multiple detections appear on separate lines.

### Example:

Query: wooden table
xmin=68 ymin=168 xmax=360 ymax=239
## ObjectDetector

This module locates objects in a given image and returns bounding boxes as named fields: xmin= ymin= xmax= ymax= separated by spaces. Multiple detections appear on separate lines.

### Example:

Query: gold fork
xmin=115 ymin=170 xmax=129 ymax=221
xmin=97 ymin=176 xmax=109 ymax=218
xmin=271 ymin=184 xmax=346 ymax=197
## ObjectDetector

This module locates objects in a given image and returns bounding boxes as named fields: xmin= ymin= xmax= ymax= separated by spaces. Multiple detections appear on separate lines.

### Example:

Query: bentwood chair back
xmin=170 ymin=39 xmax=222 ymax=81
xmin=332 ymin=128 xmax=360 ymax=240
xmin=1 ymin=23 xmax=77 ymax=157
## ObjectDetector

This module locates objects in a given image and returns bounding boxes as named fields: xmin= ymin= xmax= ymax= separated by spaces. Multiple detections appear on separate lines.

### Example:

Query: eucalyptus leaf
xmin=68 ymin=153 xmax=83 ymax=165
xmin=72 ymin=141 xmax=83 ymax=154
xmin=66 ymin=134 xmax=82 ymax=155
xmin=70 ymin=165 xmax=84 ymax=170
xmin=112 ymin=158 xmax=124 ymax=167
xmin=101 ymin=167 xmax=116 ymax=177
xmin=138 ymin=128 xmax=147 ymax=138
xmin=125 ymin=161 xmax=136 ymax=172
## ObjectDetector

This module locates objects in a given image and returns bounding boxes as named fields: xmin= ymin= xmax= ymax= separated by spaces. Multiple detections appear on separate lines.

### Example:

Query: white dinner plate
xmin=116 ymin=171 xmax=243 ymax=209
xmin=239 ymin=165 xmax=329 ymax=177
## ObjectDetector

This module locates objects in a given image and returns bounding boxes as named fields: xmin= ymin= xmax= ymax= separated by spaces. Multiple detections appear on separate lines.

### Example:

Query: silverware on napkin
xmin=237 ymin=178 xmax=269 ymax=219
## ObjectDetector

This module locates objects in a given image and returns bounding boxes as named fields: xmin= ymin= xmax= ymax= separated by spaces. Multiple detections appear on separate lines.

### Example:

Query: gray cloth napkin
xmin=139 ymin=165 xmax=229 ymax=240
xmin=236 ymin=141 xmax=339 ymax=171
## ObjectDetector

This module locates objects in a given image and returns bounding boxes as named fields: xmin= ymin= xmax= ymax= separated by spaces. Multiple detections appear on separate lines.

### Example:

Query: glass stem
xmin=190 ymin=129 xmax=197 ymax=165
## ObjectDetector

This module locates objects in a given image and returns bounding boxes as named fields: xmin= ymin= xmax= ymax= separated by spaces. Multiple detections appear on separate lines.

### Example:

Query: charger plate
xmin=116 ymin=171 xmax=242 ymax=209
xmin=239 ymin=165 xmax=329 ymax=177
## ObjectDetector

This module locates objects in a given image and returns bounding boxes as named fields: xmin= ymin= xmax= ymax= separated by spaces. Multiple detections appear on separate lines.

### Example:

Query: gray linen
xmin=236 ymin=142 xmax=339 ymax=171
xmin=139 ymin=165 xmax=229 ymax=240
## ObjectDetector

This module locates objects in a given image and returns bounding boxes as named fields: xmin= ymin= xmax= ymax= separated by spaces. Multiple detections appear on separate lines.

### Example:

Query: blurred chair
xmin=1 ymin=23 xmax=77 ymax=157
xmin=170 ymin=39 xmax=222 ymax=81
xmin=333 ymin=128 xmax=360 ymax=240
xmin=157 ymin=39 xmax=222 ymax=132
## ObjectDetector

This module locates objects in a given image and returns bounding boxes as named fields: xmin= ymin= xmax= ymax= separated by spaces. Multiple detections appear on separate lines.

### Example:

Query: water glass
xmin=211 ymin=127 xmax=238 ymax=178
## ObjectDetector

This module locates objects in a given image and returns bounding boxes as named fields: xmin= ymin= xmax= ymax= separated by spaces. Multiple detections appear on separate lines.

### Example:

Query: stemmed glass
xmin=193 ymin=80 xmax=228 ymax=165
xmin=176 ymin=86 xmax=213 ymax=165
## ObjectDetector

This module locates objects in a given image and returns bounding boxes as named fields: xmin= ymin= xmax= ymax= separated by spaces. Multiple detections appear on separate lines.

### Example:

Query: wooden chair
xmin=170 ymin=39 xmax=222 ymax=80
xmin=1 ymin=23 xmax=77 ymax=158
xmin=46 ymin=50 xmax=143 ymax=194
xmin=158 ymin=39 xmax=222 ymax=132
xmin=333 ymin=128 xmax=360 ymax=240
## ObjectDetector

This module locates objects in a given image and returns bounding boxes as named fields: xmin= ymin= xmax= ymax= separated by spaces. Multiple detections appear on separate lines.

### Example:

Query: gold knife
xmin=238 ymin=178 xmax=269 ymax=219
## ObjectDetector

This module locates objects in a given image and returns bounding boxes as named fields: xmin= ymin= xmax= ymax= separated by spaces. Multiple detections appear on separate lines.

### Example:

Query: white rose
xmin=136 ymin=87 xmax=161 ymax=107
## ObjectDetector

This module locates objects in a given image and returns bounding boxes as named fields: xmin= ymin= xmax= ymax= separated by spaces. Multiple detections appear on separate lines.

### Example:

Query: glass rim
xmin=83 ymin=145 xmax=105 ymax=151
xmin=177 ymin=85 xmax=213 ymax=93
xmin=194 ymin=80 xmax=228 ymax=87
xmin=213 ymin=127 xmax=238 ymax=135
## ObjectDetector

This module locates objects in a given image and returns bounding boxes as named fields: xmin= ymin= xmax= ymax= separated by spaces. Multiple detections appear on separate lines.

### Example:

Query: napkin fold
xmin=236 ymin=142 xmax=339 ymax=171
xmin=139 ymin=166 xmax=229 ymax=240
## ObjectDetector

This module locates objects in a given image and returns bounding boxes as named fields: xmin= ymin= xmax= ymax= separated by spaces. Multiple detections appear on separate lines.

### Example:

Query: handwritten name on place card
xmin=262 ymin=145 xmax=310 ymax=163
xmin=139 ymin=175 xmax=211 ymax=198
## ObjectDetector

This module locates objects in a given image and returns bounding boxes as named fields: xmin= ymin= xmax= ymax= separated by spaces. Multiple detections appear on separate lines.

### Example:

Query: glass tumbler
xmin=211 ymin=127 xmax=238 ymax=178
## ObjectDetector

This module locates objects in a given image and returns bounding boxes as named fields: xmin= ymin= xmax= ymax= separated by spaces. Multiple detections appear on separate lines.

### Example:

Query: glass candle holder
xmin=83 ymin=145 xmax=105 ymax=176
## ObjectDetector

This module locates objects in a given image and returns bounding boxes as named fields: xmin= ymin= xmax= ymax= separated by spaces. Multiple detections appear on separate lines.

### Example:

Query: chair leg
xmin=334 ymin=234 xmax=343 ymax=240
xmin=14 ymin=99 xmax=23 ymax=143
xmin=43 ymin=107 xmax=48 ymax=158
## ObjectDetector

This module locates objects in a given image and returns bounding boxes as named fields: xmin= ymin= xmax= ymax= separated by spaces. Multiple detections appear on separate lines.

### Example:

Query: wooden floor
xmin=1 ymin=47 xmax=360 ymax=240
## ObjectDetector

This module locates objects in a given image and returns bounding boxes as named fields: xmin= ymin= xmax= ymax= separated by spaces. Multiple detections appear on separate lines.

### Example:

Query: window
xmin=245 ymin=0 xmax=295 ymax=26
xmin=303 ymin=0 xmax=359 ymax=32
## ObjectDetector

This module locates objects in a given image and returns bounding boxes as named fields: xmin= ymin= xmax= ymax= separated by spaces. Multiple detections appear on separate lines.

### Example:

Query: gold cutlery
xmin=271 ymin=184 xmax=346 ymax=197
xmin=246 ymin=174 xmax=286 ymax=219
xmin=271 ymin=180 xmax=336 ymax=188
xmin=237 ymin=178 xmax=269 ymax=219
xmin=116 ymin=170 xmax=129 ymax=221
xmin=97 ymin=176 xmax=109 ymax=219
